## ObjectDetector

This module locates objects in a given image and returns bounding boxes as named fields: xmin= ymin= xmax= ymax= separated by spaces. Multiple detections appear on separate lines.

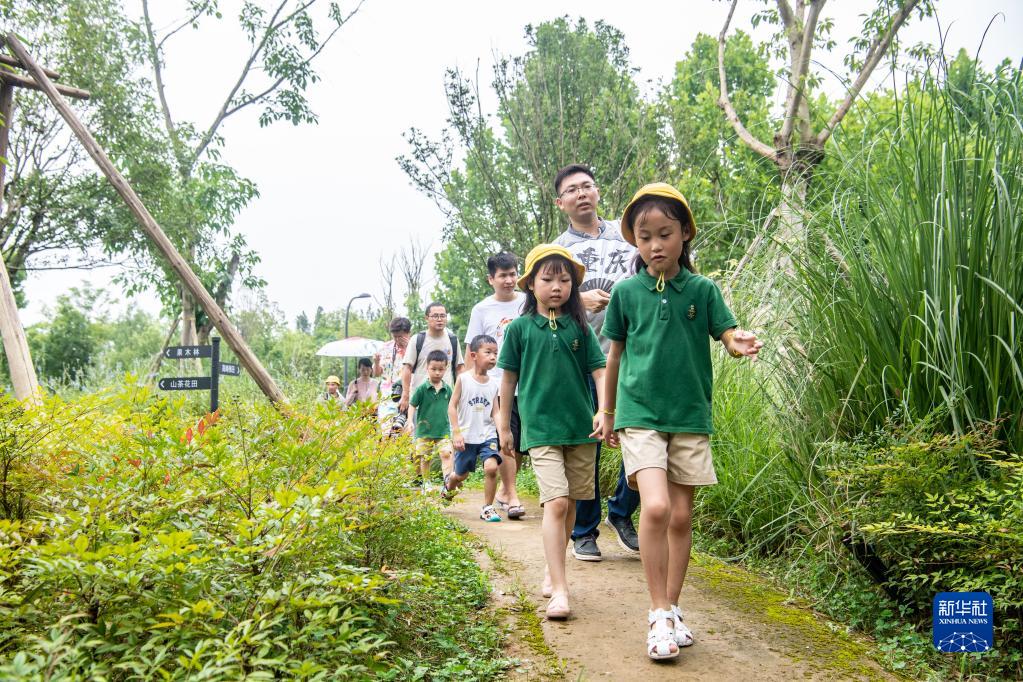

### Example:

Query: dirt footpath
xmin=444 ymin=490 xmax=896 ymax=681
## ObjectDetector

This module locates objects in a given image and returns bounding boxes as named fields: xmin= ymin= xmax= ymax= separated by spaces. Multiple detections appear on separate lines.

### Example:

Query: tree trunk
xmin=181 ymin=289 xmax=198 ymax=342
xmin=772 ymin=168 xmax=810 ymax=278
xmin=0 ymin=83 xmax=41 ymax=405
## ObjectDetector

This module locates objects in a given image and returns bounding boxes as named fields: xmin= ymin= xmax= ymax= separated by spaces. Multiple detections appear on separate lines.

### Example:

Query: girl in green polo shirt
xmin=497 ymin=244 xmax=608 ymax=621
xmin=602 ymin=183 xmax=763 ymax=660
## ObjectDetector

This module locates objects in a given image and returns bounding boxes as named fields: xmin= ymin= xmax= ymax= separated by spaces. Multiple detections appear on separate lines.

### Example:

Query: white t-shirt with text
xmin=464 ymin=292 xmax=525 ymax=383
xmin=455 ymin=373 xmax=499 ymax=444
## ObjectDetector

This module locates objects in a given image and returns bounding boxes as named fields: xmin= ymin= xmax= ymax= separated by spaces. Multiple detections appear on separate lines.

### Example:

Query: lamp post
xmin=343 ymin=293 xmax=371 ymax=390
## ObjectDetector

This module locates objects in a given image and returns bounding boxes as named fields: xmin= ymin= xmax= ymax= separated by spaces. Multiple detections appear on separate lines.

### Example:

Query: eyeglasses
xmin=558 ymin=182 xmax=597 ymax=199
xmin=428 ymin=313 xmax=447 ymax=319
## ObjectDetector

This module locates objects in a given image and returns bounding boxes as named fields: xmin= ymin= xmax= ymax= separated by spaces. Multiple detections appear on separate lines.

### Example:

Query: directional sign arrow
xmin=158 ymin=376 xmax=212 ymax=391
xmin=164 ymin=344 xmax=212 ymax=359
xmin=219 ymin=362 xmax=241 ymax=376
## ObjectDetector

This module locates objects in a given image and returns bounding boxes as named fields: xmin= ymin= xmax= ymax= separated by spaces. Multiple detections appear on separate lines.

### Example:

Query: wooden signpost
xmin=159 ymin=337 xmax=240 ymax=412
xmin=4 ymin=33 xmax=287 ymax=407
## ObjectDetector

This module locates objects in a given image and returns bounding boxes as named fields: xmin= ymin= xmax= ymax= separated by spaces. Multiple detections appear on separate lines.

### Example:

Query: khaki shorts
xmin=619 ymin=429 xmax=717 ymax=490
xmin=528 ymin=443 xmax=598 ymax=505
xmin=415 ymin=437 xmax=452 ymax=461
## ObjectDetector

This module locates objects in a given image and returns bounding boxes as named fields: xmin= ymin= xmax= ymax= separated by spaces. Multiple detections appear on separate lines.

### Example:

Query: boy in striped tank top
xmin=442 ymin=334 xmax=503 ymax=521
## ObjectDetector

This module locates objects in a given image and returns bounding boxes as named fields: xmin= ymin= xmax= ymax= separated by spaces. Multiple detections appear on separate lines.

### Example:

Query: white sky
xmin=19 ymin=0 xmax=1021 ymax=328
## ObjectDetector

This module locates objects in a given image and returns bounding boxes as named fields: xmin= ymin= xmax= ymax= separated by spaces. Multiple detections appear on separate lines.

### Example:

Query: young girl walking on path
xmin=498 ymin=244 xmax=608 ymax=620
xmin=602 ymin=183 xmax=762 ymax=660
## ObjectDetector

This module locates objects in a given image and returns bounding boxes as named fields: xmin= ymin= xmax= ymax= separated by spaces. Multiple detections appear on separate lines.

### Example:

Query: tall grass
xmin=789 ymin=67 xmax=1023 ymax=454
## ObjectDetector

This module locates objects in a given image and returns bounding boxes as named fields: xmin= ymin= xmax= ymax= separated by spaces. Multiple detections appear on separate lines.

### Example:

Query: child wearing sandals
xmin=498 ymin=244 xmax=608 ymax=620
xmin=602 ymin=183 xmax=763 ymax=660
xmin=443 ymin=334 xmax=503 ymax=521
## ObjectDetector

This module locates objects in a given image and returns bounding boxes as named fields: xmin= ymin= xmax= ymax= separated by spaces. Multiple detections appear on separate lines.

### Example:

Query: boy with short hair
xmin=465 ymin=252 xmax=527 ymax=519
xmin=443 ymin=335 xmax=502 ymax=521
xmin=409 ymin=349 xmax=454 ymax=488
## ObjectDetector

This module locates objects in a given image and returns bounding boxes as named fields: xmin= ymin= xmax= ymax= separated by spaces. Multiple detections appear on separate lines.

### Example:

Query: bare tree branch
xmin=156 ymin=1 xmax=215 ymax=51
xmin=777 ymin=0 xmax=825 ymax=148
xmin=141 ymin=0 xmax=179 ymax=152
xmin=191 ymin=0 xmax=292 ymax=165
xmin=815 ymin=0 xmax=922 ymax=146
xmin=221 ymin=0 xmax=363 ymax=119
xmin=717 ymin=0 xmax=777 ymax=161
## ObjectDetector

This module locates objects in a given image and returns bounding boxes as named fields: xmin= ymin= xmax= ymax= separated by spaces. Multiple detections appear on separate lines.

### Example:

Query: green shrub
xmin=0 ymin=385 xmax=507 ymax=679
xmin=826 ymin=422 xmax=1023 ymax=678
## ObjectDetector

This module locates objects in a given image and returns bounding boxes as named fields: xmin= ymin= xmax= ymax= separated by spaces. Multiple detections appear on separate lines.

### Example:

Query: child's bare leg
xmin=482 ymin=457 xmax=500 ymax=506
xmin=446 ymin=470 xmax=469 ymax=490
xmin=497 ymin=455 xmax=521 ymax=507
xmin=666 ymin=483 xmax=695 ymax=606
xmin=439 ymin=442 xmax=454 ymax=477
xmin=542 ymin=496 xmax=571 ymax=596
xmin=636 ymin=468 xmax=672 ymax=611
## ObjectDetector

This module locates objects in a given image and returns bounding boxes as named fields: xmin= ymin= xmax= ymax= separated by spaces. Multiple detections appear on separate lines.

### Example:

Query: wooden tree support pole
xmin=6 ymin=34 xmax=287 ymax=406
xmin=0 ymin=82 xmax=41 ymax=405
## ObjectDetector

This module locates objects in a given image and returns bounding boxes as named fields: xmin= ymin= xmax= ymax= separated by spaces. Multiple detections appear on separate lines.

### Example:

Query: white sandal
xmin=671 ymin=605 xmax=694 ymax=647
xmin=647 ymin=609 xmax=680 ymax=660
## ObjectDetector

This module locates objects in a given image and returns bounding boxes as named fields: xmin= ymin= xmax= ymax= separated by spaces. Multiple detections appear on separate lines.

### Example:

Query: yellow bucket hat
xmin=517 ymin=243 xmax=586 ymax=291
xmin=620 ymin=182 xmax=697 ymax=246
xmin=325 ymin=375 xmax=341 ymax=385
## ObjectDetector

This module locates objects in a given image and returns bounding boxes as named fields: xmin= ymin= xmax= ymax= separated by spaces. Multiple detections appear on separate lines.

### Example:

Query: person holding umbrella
xmin=346 ymin=357 xmax=380 ymax=406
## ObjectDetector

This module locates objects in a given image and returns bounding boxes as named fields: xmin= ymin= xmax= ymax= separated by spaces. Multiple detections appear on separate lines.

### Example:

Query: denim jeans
xmin=572 ymin=375 xmax=640 ymax=540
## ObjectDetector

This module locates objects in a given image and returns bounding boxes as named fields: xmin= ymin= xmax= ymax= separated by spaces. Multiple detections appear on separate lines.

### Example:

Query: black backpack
xmin=414 ymin=331 xmax=459 ymax=384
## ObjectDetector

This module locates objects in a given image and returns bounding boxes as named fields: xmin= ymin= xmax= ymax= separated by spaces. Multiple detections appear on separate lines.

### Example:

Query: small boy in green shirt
xmin=409 ymin=349 xmax=454 ymax=490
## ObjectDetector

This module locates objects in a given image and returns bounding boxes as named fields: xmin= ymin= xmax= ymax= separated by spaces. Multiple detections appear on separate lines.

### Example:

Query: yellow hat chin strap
xmin=655 ymin=271 xmax=666 ymax=293
xmin=548 ymin=309 xmax=558 ymax=330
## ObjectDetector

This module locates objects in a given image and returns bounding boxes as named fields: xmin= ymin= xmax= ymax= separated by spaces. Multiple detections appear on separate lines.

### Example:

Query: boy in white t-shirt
xmin=464 ymin=252 xmax=526 ymax=519
xmin=443 ymin=334 xmax=502 ymax=521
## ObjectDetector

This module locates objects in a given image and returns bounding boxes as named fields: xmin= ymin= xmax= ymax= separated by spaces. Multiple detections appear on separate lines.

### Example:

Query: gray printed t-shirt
xmin=553 ymin=219 xmax=636 ymax=353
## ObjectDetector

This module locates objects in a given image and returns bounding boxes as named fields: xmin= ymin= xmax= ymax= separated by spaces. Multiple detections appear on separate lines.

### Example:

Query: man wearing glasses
xmin=399 ymin=302 xmax=465 ymax=416
xmin=552 ymin=163 xmax=641 ymax=562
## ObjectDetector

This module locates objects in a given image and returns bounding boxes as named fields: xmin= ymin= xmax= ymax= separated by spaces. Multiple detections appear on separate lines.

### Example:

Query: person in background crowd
xmin=374 ymin=317 xmax=412 ymax=434
xmin=553 ymin=163 xmax=641 ymax=563
xmin=409 ymin=350 xmax=455 ymax=489
xmin=465 ymin=252 xmax=526 ymax=519
xmin=443 ymin=334 xmax=502 ymax=520
xmin=346 ymin=357 xmax=379 ymax=407
xmin=320 ymin=375 xmax=344 ymax=405
xmin=399 ymin=302 xmax=465 ymax=422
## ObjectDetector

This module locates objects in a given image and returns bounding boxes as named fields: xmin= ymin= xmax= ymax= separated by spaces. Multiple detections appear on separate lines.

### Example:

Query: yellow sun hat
xmin=325 ymin=375 xmax=341 ymax=385
xmin=620 ymin=182 xmax=696 ymax=246
xmin=517 ymin=243 xmax=587 ymax=291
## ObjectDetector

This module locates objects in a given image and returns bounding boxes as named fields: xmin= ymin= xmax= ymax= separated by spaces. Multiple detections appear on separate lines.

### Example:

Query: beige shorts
xmin=528 ymin=443 xmax=598 ymax=505
xmin=415 ymin=437 xmax=452 ymax=461
xmin=619 ymin=428 xmax=717 ymax=490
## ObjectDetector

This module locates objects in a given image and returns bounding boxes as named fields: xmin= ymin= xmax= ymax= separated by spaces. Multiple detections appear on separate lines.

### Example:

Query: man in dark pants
xmin=552 ymin=163 xmax=640 ymax=561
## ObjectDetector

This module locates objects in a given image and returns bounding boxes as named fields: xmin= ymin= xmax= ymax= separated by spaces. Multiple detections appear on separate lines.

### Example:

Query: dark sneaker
xmin=571 ymin=535 xmax=602 ymax=562
xmin=605 ymin=515 xmax=640 ymax=554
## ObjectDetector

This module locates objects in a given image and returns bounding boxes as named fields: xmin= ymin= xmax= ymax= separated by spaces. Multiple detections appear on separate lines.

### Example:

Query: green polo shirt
xmin=410 ymin=381 xmax=452 ymax=439
xmin=603 ymin=268 xmax=737 ymax=434
xmin=497 ymin=313 xmax=606 ymax=450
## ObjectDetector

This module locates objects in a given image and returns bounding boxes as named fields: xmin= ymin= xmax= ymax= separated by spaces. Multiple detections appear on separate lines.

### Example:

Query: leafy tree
xmin=27 ymin=287 xmax=101 ymax=384
xmin=399 ymin=17 xmax=663 ymax=326
xmin=133 ymin=0 xmax=365 ymax=346
xmin=716 ymin=0 xmax=932 ymax=282
xmin=658 ymin=30 xmax=777 ymax=273
xmin=0 ymin=0 xmax=169 ymax=299
xmin=295 ymin=310 xmax=310 ymax=333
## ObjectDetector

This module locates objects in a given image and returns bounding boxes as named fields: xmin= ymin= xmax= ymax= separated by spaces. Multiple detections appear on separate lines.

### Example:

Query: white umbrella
xmin=315 ymin=337 xmax=385 ymax=358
